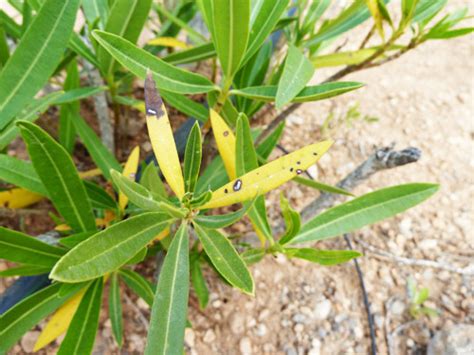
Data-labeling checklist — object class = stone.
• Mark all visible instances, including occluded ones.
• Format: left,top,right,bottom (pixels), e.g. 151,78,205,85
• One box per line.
203,329,216,344
427,324,474,355
255,324,267,337
185,328,195,348
390,300,406,316
292,313,307,324
419,239,438,250
21,331,40,353
230,313,246,335
314,299,332,320
239,337,252,354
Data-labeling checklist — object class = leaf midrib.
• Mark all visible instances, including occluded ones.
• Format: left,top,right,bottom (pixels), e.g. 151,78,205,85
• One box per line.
0,239,61,260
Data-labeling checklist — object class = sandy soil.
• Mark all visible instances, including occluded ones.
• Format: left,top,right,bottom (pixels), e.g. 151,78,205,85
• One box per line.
2,3,473,355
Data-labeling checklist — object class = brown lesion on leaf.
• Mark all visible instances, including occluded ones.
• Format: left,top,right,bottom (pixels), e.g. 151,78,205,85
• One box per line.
144,70,164,118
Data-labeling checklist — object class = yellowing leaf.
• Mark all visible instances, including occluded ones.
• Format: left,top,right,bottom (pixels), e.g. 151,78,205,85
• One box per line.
366,0,384,40
145,71,185,198
119,146,140,212
210,109,236,180
78,167,103,179
200,140,333,209
154,226,170,242
148,37,190,49
33,287,88,351
0,188,43,208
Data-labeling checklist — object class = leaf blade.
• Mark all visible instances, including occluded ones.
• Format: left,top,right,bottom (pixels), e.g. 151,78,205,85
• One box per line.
145,224,190,355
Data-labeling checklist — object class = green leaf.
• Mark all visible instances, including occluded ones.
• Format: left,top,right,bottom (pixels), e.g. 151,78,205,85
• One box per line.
0,283,79,353
256,121,285,160
235,114,272,241
194,201,253,229
292,183,439,244
58,60,80,154
141,163,167,198
0,227,65,267
194,224,254,295
82,0,110,26
0,91,63,150
111,170,187,218
51,213,172,282
190,254,209,309
412,0,447,24
17,121,96,232
285,248,362,265
83,180,118,211
243,0,289,65
425,27,474,39
57,279,103,355
312,46,400,67
72,114,121,180
59,231,96,249
183,122,202,193
233,82,364,103
241,248,265,265
92,30,217,94
161,90,209,122
278,194,302,245
0,0,81,130
275,45,314,108
145,224,189,355
163,42,216,65
189,189,213,208
0,264,51,277
305,0,376,49
52,87,108,105
212,0,250,78
119,269,154,307
97,0,153,77
195,155,229,194
293,176,354,196
0,154,48,195
109,273,124,347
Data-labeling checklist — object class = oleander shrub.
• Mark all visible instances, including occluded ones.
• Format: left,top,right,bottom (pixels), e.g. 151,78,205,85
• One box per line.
0,0,471,353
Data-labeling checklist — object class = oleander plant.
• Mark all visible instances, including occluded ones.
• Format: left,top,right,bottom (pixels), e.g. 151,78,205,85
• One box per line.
0,0,471,353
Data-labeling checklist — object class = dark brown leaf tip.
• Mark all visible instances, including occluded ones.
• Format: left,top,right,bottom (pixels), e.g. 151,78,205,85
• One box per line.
144,70,164,118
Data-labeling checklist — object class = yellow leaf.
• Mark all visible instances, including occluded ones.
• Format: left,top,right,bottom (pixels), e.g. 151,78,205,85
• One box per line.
200,140,333,209
145,71,185,199
0,188,43,208
210,109,237,180
34,276,110,351
33,287,88,351
148,36,190,49
78,167,103,179
119,146,140,211
154,226,170,242
366,0,384,40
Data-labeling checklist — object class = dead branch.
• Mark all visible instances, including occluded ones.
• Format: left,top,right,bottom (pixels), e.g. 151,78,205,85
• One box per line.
358,240,474,276
300,145,421,221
